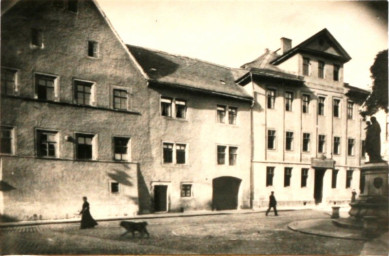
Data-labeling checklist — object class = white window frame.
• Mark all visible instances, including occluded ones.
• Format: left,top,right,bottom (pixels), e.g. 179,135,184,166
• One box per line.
34,72,60,102
36,129,60,158
1,67,19,95
0,126,15,155
113,136,131,161
73,79,96,106
162,141,188,165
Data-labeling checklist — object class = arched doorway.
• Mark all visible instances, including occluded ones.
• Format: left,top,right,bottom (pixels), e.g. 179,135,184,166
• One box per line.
212,176,241,210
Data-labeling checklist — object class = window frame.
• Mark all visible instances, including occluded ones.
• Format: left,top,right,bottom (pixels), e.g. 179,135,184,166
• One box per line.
113,89,128,110
303,57,310,76
318,61,325,78
113,136,130,161
285,131,294,151
301,168,309,188
347,138,355,156
110,181,120,194
284,167,292,187
318,96,325,116
75,133,95,160
175,99,187,119
318,134,326,153
161,97,173,117
162,142,174,164
267,89,276,109
31,28,44,48
217,145,226,165
36,129,59,158
1,68,18,96
0,126,14,155
302,133,310,152
302,94,310,114
333,136,341,155
228,106,238,125
346,170,353,188
74,79,95,106
228,146,238,166
331,169,339,188
333,99,341,118
87,40,99,58
35,73,58,101
266,167,275,187
176,143,186,164
217,105,227,123
347,101,354,119
180,183,192,198
333,64,340,81
285,91,293,111
267,129,276,150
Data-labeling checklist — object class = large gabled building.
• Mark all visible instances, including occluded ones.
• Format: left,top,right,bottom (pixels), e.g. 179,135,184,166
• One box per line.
237,29,369,207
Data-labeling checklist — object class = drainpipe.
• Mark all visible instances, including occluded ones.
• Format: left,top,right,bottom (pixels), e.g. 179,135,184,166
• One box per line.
249,72,255,209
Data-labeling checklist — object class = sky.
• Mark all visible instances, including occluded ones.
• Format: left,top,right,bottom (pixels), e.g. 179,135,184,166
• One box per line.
96,0,388,90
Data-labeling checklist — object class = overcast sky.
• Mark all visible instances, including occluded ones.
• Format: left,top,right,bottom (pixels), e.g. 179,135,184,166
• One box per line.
96,0,388,90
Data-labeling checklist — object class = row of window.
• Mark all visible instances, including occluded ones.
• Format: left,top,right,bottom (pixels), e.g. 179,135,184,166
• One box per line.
266,167,354,189
0,127,130,161
160,96,238,125
303,57,340,81
266,89,354,119
110,182,194,198
1,69,130,110
267,130,356,156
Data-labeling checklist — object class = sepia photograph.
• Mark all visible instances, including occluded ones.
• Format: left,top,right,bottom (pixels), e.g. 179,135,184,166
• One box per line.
0,0,388,255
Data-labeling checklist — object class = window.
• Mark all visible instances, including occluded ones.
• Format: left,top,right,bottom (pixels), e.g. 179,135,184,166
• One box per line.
303,57,310,76
347,101,354,119
284,167,292,187
36,74,55,101
303,133,310,152
31,28,43,47
361,140,366,158
333,64,340,81
286,132,293,151
87,41,99,57
285,92,293,111
161,97,172,117
348,138,355,156
346,170,353,188
68,0,78,12
266,167,274,186
333,136,341,155
111,182,119,193
228,107,237,125
229,147,237,166
332,169,339,188
0,127,13,154
318,61,325,78
217,145,226,165
333,99,340,117
301,168,309,187
37,130,57,157
76,134,94,160
114,137,129,161
267,89,276,109
302,94,310,114
217,105,226,123
181,184,192,197
176,144,186,164
75,80,93,105
175,100,186,119
1,68,16,95
318,96,325,116
268,130,276,150
318,135,326,153
113,89,128,110
163,143,173,163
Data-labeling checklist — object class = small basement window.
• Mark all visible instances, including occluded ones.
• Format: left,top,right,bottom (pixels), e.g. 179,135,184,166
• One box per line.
111,182,119,193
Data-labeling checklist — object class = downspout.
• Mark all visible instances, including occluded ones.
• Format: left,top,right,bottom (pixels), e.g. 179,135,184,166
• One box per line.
249,72,255,209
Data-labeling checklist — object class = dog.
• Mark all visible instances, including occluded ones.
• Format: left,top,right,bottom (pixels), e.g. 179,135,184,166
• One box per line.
120,221,150,238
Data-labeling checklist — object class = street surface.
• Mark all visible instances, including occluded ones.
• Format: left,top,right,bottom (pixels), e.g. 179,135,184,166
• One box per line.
1,210,367,254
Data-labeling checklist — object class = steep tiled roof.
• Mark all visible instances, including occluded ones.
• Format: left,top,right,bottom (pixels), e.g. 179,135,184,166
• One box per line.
127,45,252,101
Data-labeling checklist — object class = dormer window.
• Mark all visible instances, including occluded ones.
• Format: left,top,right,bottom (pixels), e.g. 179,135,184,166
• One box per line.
303,57,310,76
333,64,340,81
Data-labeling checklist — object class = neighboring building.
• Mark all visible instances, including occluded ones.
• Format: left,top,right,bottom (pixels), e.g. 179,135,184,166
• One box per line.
0,0,152,220
128,45,253,213
237,29,369,207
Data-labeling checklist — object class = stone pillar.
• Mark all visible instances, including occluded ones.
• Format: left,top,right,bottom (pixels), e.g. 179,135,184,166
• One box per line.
349,162,388,227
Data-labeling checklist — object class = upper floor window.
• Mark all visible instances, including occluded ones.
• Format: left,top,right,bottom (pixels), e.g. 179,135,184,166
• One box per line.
333,136,341,155
347,101,354,119
333,99,340,118
217,145,226,165
176,144,186,164
163,142,186,164
37,130,58,158
302,94,310,114
68,0,78,12
346,170,353,188
217,105,226,123
87,41,99,58
303,57,310,76
36,74,56,101
217,145,237,166
267,89,276,109
161,97,172,117
114,137,130,161
181,184,192,197
318,134,326,153
331,169,339,188
175,100,187,119
333,64,340,81
1,68,17,95
318,96,325,116
301,168,309,187
318,61,325,78
229,146,238,166
163,142,173,163
284,167,292,187
302,133,310,152
285,131,293,151
31,28,43,48
228,107,237,125
348,138,355,156
267,130,276,150
0,126,13,154
285,92,293,111
266,167,274,186
161,97,186,119
75,80,93,106
113,89,128,110
76,134,95,160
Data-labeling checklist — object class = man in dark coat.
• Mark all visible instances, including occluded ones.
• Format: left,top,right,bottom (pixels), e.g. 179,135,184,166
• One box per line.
266,191,278,216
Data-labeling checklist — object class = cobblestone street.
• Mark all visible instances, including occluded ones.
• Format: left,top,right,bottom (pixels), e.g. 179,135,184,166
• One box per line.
0,210,375,254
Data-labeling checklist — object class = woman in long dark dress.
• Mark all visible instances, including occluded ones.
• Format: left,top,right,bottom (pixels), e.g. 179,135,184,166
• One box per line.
80,196,98,229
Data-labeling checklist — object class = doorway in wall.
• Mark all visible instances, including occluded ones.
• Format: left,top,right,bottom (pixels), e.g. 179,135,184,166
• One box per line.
212,176,241,210
314,168,326,204
154,185,168,212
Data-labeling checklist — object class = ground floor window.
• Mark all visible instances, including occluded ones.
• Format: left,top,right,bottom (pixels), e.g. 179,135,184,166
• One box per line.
331,169,339,188
181,184,192,197
110,182,119,193
346,170,353,188
284,167,292,187
301,168,309,187
266,167,274,186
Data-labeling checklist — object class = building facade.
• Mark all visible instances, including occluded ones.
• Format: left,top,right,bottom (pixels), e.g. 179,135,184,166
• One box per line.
238,29,369,207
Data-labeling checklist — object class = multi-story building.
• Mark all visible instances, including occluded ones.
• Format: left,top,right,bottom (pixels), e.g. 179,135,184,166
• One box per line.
237,29,369,207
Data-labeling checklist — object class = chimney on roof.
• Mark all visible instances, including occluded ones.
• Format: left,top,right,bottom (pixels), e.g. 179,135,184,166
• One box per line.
281,37,292,54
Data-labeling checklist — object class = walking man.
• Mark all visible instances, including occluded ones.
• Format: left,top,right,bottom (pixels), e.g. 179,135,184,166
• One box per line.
266,191,278,216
